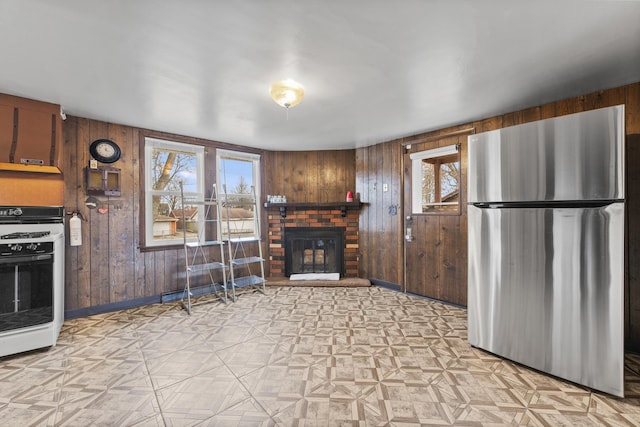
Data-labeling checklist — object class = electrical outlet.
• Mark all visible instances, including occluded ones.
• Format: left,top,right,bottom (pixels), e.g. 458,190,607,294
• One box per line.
383,183,388,192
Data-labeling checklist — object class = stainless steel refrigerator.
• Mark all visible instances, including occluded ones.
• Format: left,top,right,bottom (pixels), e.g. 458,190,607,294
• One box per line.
467,105,625,397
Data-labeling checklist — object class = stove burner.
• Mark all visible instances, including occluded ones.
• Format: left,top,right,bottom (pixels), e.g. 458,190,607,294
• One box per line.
0,231,51,240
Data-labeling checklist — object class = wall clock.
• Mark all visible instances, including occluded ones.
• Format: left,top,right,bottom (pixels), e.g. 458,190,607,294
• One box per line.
89,139,121,163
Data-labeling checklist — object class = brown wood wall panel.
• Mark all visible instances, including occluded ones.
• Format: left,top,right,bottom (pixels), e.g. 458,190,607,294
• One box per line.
628,83,640,134
355,148,370,278
262,150,356,203
108,123,134,303
627,134,640,351
626,82,640,351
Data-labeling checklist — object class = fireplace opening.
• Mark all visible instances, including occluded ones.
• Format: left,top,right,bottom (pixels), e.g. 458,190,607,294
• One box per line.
285,227,344,276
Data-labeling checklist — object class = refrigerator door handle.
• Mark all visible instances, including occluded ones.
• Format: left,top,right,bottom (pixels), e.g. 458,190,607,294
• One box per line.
471,200,621,209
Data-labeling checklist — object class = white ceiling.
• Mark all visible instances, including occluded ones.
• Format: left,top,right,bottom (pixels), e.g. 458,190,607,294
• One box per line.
1,1,639,151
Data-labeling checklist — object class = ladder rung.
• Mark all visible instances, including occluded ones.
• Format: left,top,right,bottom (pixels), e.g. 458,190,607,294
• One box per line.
188,262,226,272
232,275,265,288
231,256,264,266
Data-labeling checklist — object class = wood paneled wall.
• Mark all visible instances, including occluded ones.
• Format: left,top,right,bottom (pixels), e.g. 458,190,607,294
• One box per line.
262,150,356,203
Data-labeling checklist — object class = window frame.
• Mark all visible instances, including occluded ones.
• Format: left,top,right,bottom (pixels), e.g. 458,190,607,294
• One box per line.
216,149,262,239
143,136,205,248
410,144,461,215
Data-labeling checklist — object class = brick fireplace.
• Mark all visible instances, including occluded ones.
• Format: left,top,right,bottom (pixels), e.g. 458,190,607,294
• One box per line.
266,204,360,277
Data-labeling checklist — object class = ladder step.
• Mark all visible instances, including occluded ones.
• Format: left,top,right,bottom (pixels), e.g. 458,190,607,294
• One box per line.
232,275,265,288
231,256,264,266
182,200,219,205
188,262,226,272
226,237,261,243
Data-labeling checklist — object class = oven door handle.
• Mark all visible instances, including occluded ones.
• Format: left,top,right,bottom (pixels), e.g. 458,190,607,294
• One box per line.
0,254,53,264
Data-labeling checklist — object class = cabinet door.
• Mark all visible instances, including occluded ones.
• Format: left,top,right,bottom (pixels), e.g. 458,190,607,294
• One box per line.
0,104,14,163
15,108,56,166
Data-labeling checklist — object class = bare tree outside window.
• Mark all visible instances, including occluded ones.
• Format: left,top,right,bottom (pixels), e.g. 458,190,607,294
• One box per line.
151,149,197,218
144,137,204,246
421,154,459,213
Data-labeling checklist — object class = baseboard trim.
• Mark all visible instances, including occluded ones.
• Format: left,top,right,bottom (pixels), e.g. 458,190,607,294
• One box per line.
160,284,224,303
64,295,160,320
369,278,401,291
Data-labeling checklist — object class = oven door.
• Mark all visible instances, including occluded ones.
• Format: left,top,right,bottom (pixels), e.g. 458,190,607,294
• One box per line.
0,253,54,332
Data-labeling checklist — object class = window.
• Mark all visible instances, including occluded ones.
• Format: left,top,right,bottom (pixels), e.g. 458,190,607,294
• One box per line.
411,144,460,214
216,149,261,239
144,137,204,247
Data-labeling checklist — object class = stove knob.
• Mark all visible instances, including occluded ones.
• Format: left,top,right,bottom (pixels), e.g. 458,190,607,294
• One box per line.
11,244,22,252
9,208,23,216
26,243,38,251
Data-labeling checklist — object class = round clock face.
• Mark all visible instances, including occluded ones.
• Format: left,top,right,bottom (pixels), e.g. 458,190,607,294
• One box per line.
90,139,121,163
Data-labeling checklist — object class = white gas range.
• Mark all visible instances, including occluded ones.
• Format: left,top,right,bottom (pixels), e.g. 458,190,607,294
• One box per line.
0,206,64,358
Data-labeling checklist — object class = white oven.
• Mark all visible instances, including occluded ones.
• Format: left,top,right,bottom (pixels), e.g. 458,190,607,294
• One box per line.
0,206,64,358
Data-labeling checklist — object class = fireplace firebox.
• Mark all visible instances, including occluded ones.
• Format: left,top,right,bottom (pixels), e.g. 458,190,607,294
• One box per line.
284,227,344,276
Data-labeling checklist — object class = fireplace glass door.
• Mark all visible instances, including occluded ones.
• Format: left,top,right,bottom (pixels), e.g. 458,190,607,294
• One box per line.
285,227,344,276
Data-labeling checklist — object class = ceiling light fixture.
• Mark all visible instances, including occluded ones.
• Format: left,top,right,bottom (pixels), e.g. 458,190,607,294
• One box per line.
269,79,305,112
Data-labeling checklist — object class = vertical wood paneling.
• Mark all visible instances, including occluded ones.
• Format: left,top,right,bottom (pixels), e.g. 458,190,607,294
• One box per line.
88,120,110,306
627,83,640,134
356,147,370,278
63,117,79,311
627,133,640,351
108,123,134,303
262,150,356,203
625,82,640,350
75,118,92,309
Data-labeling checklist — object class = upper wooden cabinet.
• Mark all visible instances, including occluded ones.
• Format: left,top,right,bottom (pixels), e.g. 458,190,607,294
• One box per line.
0,93,63,172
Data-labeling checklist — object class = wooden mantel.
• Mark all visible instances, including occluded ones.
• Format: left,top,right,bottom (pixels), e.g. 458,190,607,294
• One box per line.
263,200,364,218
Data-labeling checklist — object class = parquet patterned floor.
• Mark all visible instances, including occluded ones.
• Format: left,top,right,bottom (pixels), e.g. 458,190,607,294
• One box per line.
1,286,640,426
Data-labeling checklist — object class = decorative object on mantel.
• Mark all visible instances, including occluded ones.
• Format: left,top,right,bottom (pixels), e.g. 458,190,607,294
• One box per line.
263,200,364,218
267,194,287,203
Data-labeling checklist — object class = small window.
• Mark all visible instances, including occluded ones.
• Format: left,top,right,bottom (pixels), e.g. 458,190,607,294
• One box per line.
216,149,261,239
411,145,460,214
144,137,205,247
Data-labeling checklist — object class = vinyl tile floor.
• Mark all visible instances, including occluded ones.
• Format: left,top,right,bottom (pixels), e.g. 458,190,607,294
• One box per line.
1,285,640,426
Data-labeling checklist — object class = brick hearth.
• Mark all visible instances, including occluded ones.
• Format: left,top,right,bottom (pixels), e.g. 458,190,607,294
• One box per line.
267,208,359,277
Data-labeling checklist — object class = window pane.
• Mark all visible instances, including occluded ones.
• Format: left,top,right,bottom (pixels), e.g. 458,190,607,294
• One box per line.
440,160,460,202
412,147,460,214
421,162,435,205
220,158,253,194
217,151,260,239
151,149,198,193
144,138,204,247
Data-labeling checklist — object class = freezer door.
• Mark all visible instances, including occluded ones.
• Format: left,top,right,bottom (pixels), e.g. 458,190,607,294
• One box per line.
468,105,625,203
468,203,624,396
